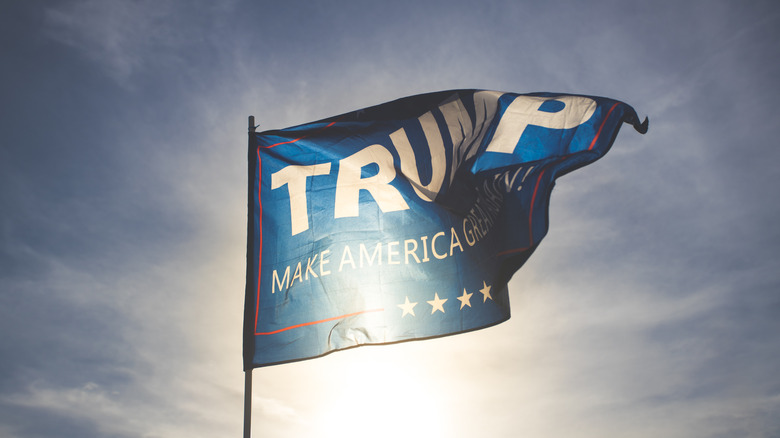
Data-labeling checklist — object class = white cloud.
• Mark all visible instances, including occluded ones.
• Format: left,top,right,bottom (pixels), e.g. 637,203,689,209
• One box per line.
4,382,135,436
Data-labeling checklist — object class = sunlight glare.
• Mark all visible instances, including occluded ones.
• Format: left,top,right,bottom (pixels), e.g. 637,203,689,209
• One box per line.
314,348,452,438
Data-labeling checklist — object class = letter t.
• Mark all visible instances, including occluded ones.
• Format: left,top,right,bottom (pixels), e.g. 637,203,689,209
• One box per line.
271,163,332,235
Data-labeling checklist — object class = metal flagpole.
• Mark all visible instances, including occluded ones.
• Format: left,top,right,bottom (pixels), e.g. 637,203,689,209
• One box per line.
244,115,256,438
244,368,253,438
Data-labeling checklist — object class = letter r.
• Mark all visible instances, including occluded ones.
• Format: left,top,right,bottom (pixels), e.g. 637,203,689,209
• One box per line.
334,144,409,218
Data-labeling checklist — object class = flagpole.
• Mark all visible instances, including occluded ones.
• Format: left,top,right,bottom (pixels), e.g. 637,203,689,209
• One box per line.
244,367,253,438
244,115,256,438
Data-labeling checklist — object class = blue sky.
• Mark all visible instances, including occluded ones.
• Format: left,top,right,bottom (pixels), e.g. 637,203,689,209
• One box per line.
1,0,779,437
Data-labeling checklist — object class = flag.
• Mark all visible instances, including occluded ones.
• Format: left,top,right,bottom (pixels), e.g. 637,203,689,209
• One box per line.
244,89,647,369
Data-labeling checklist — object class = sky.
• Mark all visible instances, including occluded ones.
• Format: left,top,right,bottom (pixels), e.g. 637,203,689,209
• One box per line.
1,0,779,437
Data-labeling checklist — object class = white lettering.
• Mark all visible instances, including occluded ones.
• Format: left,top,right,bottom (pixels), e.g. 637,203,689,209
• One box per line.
486,96,597,154
334,144,409,218
271,163,331,235
390,111,446,201
291,262,303,284
431,231,447,260
387,241,400,265
272,266,290,294
404,239,421,264
449,227,464,255
445,91,503,184
305,254,318,279
463,218,476,246
339,245,356,271
359,243,382,267
320,249,331,276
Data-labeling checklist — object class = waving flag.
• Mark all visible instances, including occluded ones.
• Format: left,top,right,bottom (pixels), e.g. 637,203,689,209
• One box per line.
244,89,647,369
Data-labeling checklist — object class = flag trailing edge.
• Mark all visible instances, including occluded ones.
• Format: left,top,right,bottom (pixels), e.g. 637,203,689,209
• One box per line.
244,89,647,369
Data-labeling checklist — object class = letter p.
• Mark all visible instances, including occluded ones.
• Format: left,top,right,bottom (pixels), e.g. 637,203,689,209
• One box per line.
486,95,597,154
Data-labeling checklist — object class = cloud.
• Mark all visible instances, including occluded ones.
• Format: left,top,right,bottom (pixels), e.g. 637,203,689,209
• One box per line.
43,0,167,84
4,382,127,432
43,0,237,87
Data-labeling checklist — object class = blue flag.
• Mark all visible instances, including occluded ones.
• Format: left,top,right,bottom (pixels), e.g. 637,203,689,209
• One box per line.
244,89,647,369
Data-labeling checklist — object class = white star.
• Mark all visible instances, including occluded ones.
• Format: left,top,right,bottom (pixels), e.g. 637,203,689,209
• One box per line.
427,293,448,314
479,281,493,302
398,296,417,317
457,288,473,309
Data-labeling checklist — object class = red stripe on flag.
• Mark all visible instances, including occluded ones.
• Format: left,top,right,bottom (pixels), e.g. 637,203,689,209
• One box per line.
263,120,339,148
253,119,340,332
255,308,385,336
495,99,617,258
496,245,532,257
527,168,546,247
255,149,263,333
495,103,620,257
588,102,619,151
494,167,548,257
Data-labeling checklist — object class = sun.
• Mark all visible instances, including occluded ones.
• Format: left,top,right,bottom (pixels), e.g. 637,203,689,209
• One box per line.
312,347,453,438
